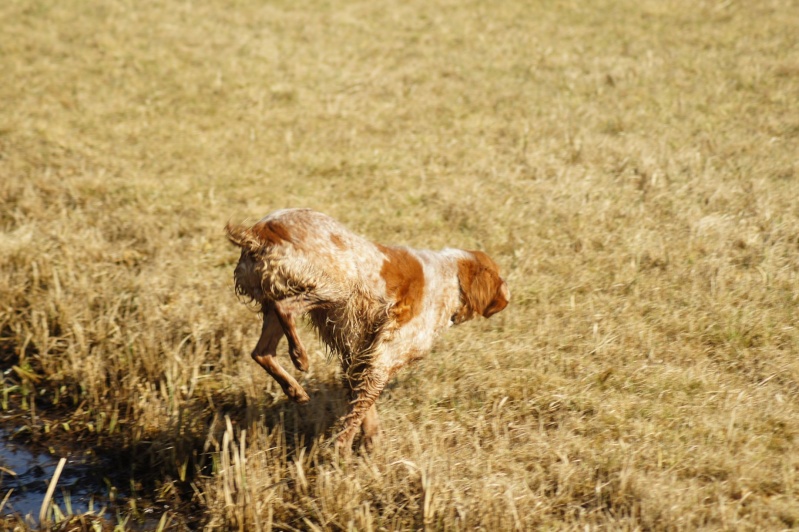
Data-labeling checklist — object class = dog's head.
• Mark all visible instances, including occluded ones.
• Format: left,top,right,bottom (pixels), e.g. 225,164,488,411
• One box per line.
453,250,510,324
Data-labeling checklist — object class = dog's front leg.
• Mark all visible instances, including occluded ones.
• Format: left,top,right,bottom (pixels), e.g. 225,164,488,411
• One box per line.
361,404,382,451
335,364,389,455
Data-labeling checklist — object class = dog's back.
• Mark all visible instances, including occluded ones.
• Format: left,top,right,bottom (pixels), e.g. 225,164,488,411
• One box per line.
227,209,392,356
229,209,373,296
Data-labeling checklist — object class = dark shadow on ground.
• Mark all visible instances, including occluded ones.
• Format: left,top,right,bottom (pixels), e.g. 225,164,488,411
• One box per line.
0,328,362,528
0,373,353,529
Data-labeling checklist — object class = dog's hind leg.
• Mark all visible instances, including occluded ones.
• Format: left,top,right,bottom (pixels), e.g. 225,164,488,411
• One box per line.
274,297,312,372
251,302,310,404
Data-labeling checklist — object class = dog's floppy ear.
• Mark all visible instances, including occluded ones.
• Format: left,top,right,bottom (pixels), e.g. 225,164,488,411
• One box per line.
456,251,509,321
482,279,510,318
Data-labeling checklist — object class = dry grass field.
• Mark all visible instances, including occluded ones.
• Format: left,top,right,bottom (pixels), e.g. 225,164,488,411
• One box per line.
2,0,799,529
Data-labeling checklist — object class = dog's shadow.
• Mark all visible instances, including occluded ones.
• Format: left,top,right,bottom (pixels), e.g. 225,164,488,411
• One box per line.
210,380,351,458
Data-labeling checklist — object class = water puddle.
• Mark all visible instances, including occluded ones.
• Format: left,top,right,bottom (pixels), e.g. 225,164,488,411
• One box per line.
0,428,123,525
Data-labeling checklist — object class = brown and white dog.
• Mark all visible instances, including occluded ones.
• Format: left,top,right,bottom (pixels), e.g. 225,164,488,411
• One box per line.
226,208,509,452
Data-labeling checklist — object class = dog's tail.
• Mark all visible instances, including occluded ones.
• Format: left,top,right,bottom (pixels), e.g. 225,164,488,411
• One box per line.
226,222,257,251
226,219,296,253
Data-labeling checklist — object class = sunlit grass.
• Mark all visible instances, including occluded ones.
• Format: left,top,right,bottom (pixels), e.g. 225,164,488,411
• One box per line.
1,0,798,529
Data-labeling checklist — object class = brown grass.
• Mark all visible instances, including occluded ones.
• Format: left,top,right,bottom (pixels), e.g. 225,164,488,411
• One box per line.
2,0,799,529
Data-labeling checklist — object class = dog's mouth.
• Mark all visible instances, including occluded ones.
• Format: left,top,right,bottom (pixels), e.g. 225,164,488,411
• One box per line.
450,310,468,326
